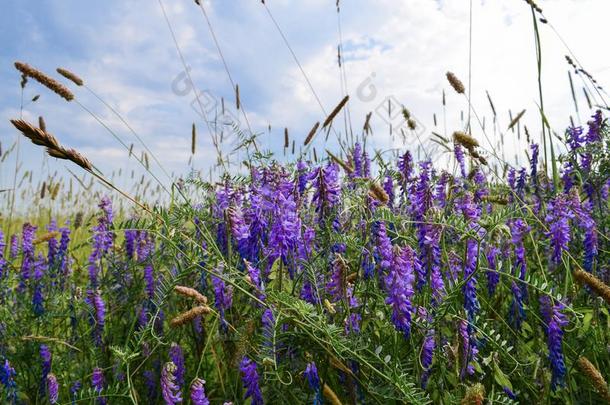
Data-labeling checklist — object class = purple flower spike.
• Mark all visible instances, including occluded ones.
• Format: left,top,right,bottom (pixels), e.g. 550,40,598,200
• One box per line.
47,373,59,404
540,296,569,390
384,246,416,338
240,357,263,405
92,367,106,405
304,362,322,404
161,362,183,404
190,378,210,405
169,343,185,387
420,329,435,388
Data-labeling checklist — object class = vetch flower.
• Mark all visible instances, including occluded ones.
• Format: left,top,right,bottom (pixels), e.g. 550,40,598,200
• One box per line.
0,359,18,404
539,296,569,390
47,373,59,404
545,194,573,266
304,362,322,405
161,362,183,404
384,246,416,338
420,329,435,389
190,378,210,405
240,356,263,405
169,343,185,387
85,290,106,346
92,367,106,405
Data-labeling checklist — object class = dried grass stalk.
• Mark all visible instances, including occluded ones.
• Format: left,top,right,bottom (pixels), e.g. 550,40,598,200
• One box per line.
10,119,93,171
56,67,84,86
170,305,211,328
34,231,59,245
573,269,610,305
191,123,196,155
14,62,74,101
174,285,208,304
323,95,349,128
446,71,465,94
507,109,526,131
453,131,479,150
369,183,389,205
322,384,343,405
576,357,610,403
304,122,320,146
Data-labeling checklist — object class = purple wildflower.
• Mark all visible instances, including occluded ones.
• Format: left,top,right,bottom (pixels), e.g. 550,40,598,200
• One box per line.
268,190,300,272
124,230,137,261
0,231,6,280
486,246,500,297
169,343,185,387
47,373,59,404
304,362,322,404
454,144,467,178
296,160,310,195
508,281,525,331
70,380,81,405
190,378,210,405
434,172,449,208
458,319,478,378
363,151,371,178
228,205,249,243
144,264,155,299
398,150,414,202
585,110,603,144
212,268,233,330
420,329,435,389
463,239,480,322
311,163,341,221
539,296,569,390
92,367,106,405
161,362,183,404
245,260,265,300
40,345,52,391
240,357,263,405
374,222,393,272
85,290,106,346
88,198,114,287
0,359,18,403
425,224,445,304
384,246,416,338
383,172,395,209
545,195,573,265
9,234,19,260
19,223,36,292
353,143,363,177
509,219,530,281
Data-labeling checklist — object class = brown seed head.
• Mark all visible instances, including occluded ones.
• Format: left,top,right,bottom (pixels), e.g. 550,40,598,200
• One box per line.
369,182,389,205
446,71,465,94
576,357,610,403
304,122,320,146
56,67,84,86
453,131,479,150
323,95,349,128
174,285,208,304
14,62,74,101
573,269,610,305
170,305,211,328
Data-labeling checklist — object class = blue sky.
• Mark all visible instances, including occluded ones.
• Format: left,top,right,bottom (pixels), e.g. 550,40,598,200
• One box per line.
1,0,609,192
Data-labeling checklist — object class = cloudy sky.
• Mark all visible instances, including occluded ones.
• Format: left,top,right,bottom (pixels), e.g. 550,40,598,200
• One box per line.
1,0,608,190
